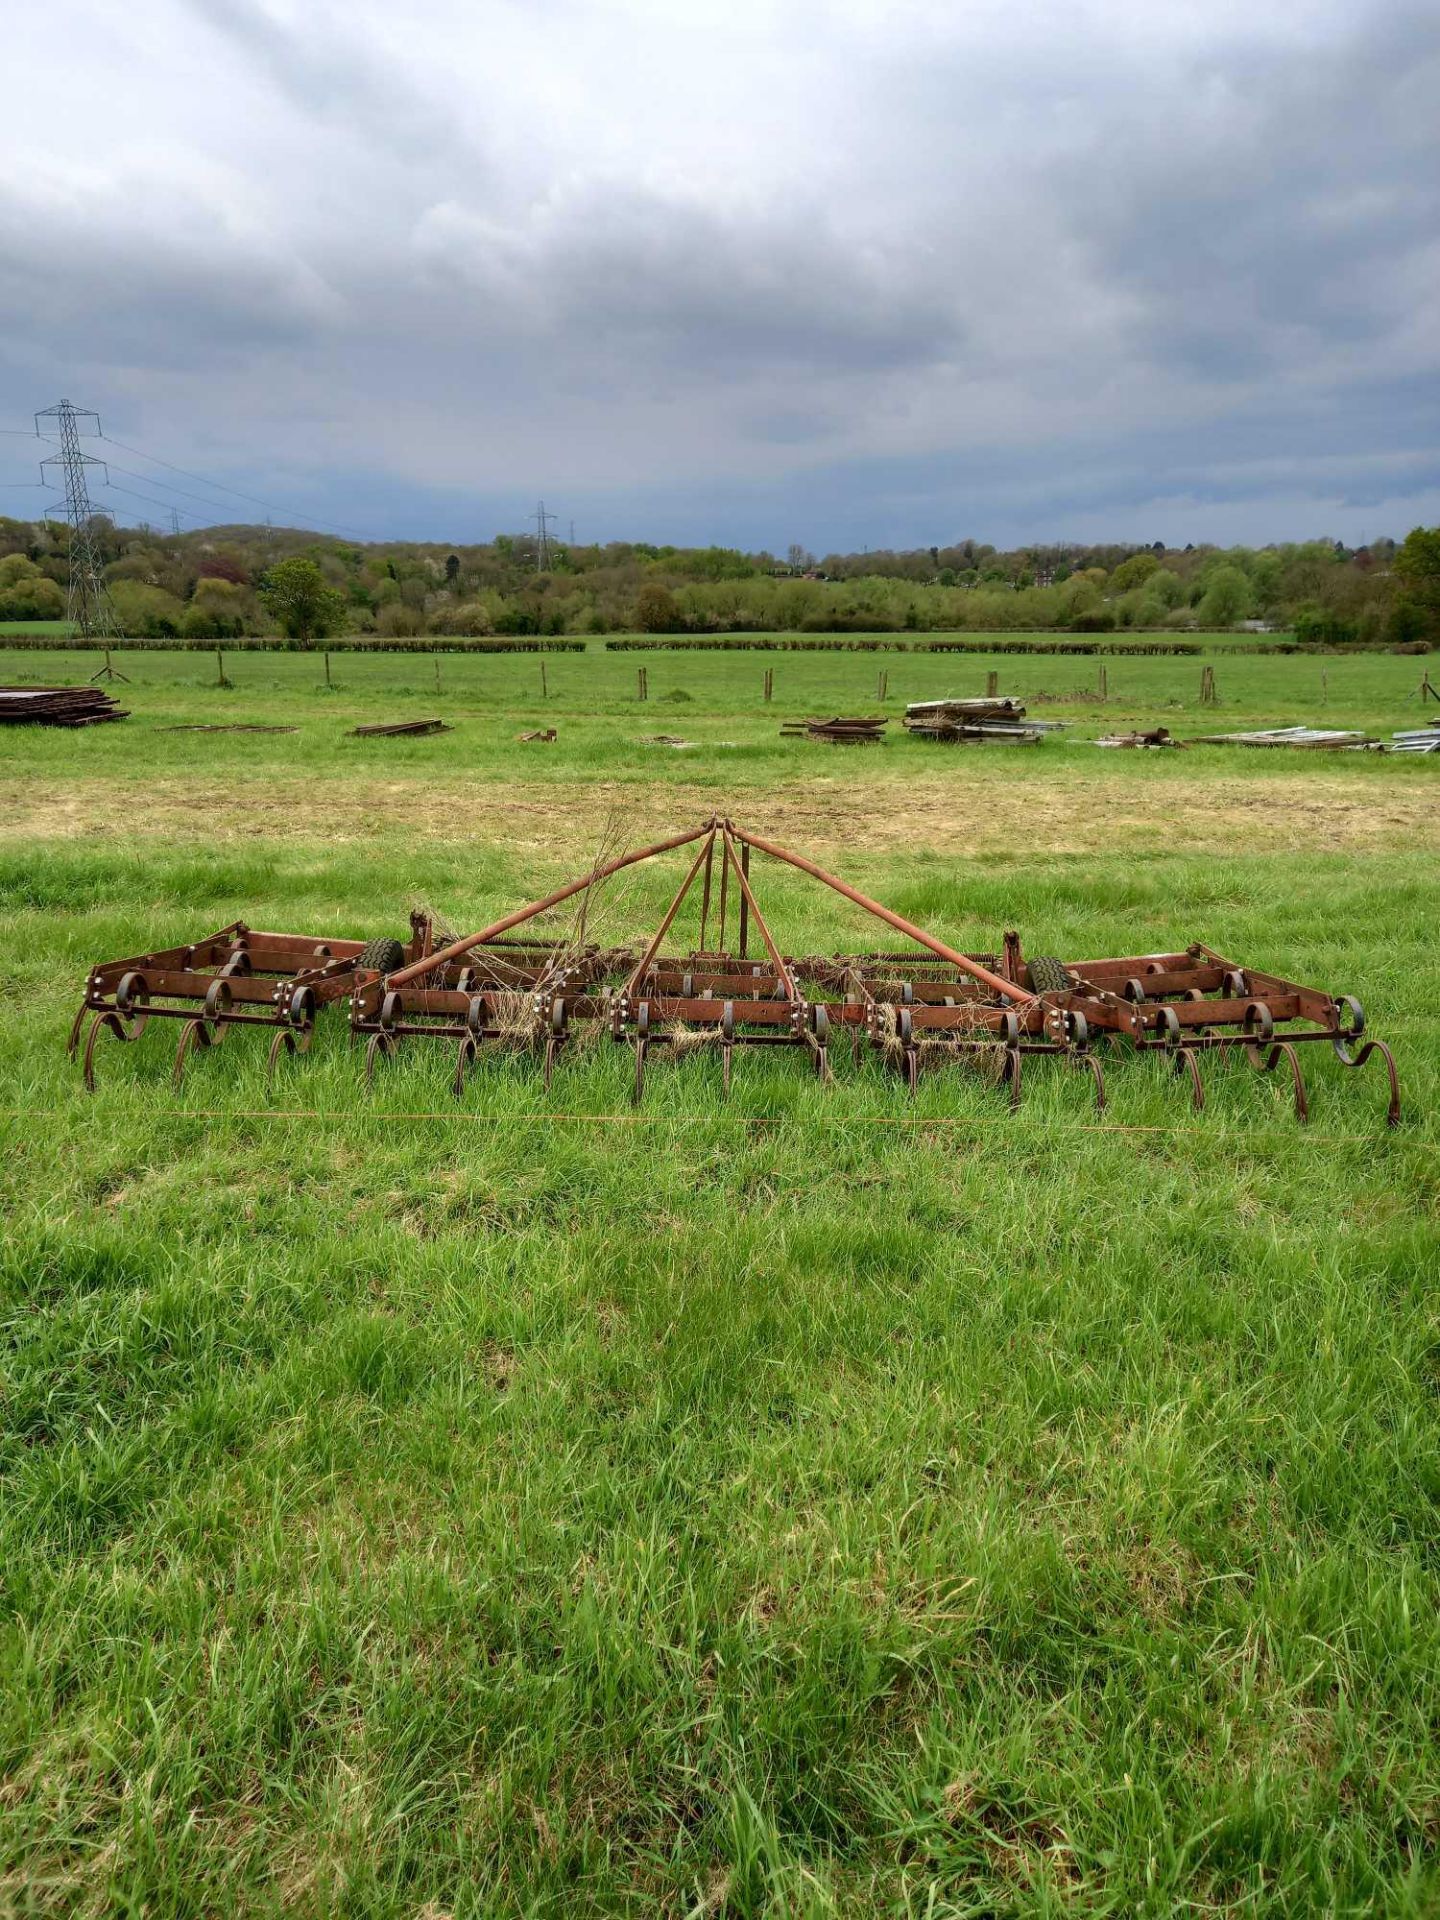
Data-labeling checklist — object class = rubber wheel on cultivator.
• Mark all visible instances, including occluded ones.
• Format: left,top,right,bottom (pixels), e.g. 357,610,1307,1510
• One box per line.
359,936,406,973
1024,955,1071,994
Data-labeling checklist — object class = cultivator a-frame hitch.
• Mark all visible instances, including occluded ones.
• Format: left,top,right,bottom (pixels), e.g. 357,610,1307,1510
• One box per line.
72,817,1400,1124
339,816,1400,1125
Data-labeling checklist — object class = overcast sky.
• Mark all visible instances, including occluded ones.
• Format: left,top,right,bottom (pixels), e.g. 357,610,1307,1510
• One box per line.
2,0,1437,550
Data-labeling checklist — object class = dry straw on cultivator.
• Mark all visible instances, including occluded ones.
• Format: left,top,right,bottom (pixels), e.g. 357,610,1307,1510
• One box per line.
72,817,1400,1124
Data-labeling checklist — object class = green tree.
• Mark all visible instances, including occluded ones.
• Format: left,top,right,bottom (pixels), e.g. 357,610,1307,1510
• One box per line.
258,556,347,646
635,582,681,632
0,572,64,621
1197,565,1251,628
1108,552,1160,593
110,581,186,637
1394,526,1440,632
0,553,42,589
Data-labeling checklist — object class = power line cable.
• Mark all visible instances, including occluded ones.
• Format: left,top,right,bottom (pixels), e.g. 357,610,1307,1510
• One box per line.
98,479,208,522
97,431,375,543
17,433,228,524
9,417,377,543
94,456,266,518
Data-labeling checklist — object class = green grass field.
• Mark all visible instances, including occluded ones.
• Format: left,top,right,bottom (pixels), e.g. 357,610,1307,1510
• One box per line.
3,643,1439,1915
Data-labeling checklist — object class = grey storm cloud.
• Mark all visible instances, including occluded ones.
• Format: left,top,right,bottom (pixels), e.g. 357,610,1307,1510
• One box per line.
0,0,1436,546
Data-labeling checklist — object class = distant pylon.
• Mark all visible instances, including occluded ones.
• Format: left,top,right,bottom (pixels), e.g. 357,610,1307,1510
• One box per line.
169,508,181,536
35,399,119,640
532,499,555,571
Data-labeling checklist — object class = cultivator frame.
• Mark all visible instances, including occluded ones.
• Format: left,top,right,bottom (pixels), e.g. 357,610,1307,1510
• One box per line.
69,914,439,1090
71,817,1402,1125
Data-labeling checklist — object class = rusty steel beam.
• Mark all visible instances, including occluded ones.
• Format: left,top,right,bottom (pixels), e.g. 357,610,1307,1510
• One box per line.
622,829,718,999
730,824,1034,1005
721,826,795,1000
386,820,715,988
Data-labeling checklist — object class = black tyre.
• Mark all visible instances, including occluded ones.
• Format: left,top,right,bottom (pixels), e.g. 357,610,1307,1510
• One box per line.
1025,954,1071,993
358,935,405,973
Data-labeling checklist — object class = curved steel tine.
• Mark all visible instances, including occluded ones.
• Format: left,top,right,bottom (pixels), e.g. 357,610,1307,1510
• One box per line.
1005,1044,1022,1111
1334,1036,1401,1129
1072,1049,1106,1113
814,1037,832,1084
905,1046,918,1096
172,1017,209,1089
1171,1046,1205,1112
452,1033,476,1100
266,1026,293,1090
364,1029,391,1090
1371,1039,1401,1129
721,1042,733,1099
1331,1030,1401,1126
632,1037,647,1105
81,1010,120,1093
66,999,89,1060
542,1033,557,1091
1274,1041,1308,1124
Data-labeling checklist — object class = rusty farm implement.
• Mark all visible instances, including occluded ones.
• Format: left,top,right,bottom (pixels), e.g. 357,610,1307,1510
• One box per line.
69,915,442,1090
71,817,1401,1124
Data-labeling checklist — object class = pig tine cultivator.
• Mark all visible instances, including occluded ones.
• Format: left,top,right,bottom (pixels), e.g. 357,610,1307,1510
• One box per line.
72,817,1401,1125
70,915,441,1092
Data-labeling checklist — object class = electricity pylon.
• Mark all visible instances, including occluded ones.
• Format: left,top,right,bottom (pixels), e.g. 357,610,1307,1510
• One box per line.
532,499,555,571
36,399,120,642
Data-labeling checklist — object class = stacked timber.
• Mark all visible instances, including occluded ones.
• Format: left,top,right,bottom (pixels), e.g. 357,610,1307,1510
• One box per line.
780,716,887,744
903,697,1057,744
0,685,129,726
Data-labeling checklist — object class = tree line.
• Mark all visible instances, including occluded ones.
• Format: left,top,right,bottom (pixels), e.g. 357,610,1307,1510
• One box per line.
0,514,1435,648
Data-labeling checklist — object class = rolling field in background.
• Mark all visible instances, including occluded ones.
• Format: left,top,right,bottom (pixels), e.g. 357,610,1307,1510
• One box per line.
2,641,1438,1914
